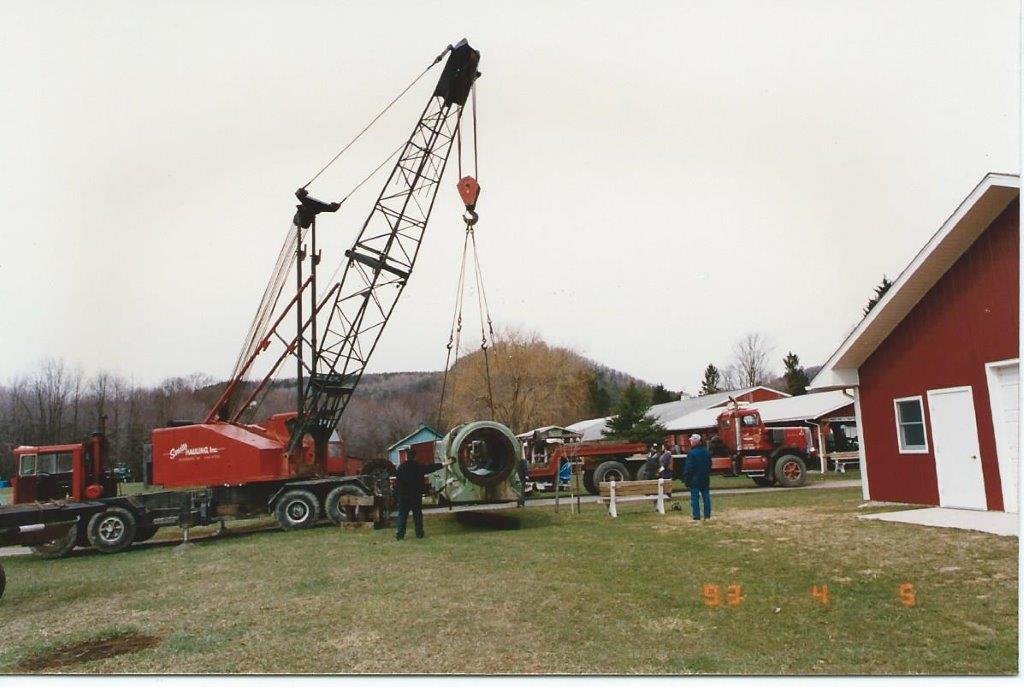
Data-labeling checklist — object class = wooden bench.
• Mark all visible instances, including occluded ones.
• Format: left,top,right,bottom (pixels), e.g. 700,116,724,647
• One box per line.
597,478,674,517
826,451,860,473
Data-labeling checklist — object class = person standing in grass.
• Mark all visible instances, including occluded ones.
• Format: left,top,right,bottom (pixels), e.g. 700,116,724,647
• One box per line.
683,433,712,521
658,444,673,480
644,444,660,480
517,456,529,507
394,455,443,540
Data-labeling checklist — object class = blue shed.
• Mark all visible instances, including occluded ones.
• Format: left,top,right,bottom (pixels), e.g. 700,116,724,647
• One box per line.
387,424,443,466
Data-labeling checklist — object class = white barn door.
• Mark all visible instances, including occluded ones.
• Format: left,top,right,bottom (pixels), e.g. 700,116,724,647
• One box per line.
927,387,987,510
986,360,1019,513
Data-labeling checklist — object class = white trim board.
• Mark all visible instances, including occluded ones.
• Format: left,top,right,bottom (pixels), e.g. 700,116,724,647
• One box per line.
810,173,1019,391
985,359,1019,514
893,395,929,454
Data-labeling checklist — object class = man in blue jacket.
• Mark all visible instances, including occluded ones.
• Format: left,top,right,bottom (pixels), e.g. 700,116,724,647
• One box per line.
682,433,712,521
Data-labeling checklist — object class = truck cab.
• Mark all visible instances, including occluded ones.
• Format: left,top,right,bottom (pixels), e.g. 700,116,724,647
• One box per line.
12,434,116,505
711,407,813,487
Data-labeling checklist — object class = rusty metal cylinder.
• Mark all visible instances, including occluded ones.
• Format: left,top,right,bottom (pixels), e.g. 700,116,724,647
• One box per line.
430,420,524,504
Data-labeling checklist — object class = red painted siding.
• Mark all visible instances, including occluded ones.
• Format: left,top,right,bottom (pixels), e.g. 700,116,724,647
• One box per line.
741,388,788,403
859,199,1019,508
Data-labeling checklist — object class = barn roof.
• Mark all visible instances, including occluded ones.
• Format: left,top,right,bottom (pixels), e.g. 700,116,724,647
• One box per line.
810,173,1020,391
663,390,855,431
565,386,785,440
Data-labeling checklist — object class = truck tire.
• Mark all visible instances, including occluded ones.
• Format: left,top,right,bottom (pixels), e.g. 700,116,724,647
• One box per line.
774,455,807,488
582,470,597,495
324,485,365,525
133,524,159,543
593,461,630,489
0,563,5,599
274,490,320,530
30,525,78,559
751,476,774,488
87,507,137,553
634,463,650,480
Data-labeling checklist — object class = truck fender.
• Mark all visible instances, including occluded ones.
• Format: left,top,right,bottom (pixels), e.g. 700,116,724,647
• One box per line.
770,447,807,465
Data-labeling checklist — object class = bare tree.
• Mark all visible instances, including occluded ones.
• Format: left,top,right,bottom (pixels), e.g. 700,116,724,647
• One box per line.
445,327,590,433
731,332,775,388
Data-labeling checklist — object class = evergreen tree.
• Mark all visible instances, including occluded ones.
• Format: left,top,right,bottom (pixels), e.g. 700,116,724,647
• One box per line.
699,364,721,396
602,383,667,444
650,383,678,404
863,275,893,316
783,352,810,396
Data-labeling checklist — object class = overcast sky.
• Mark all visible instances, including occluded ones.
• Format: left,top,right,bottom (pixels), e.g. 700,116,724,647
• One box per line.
0,1,1019,394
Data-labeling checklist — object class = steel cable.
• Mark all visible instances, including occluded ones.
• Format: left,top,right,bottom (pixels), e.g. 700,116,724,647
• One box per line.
301,46,450,190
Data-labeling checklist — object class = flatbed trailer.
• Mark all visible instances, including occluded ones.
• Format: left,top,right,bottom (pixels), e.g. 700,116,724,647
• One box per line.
0,435,390,559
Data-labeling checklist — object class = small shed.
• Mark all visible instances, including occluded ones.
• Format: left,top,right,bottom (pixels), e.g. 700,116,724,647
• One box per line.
387,424,443,466
810,173,1019,512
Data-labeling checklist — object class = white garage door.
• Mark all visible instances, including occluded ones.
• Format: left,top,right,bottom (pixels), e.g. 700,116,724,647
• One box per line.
987,360,1019,514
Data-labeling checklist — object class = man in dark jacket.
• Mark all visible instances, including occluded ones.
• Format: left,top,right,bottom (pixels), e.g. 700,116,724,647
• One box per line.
643,445,660,480
658,445,673,480
682,433,712,521
394,456,443,540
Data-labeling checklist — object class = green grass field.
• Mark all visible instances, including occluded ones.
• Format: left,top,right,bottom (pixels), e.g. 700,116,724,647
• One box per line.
0,485,1016,674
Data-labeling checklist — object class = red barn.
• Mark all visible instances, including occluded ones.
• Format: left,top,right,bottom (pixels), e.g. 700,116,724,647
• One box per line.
811,173,1019,512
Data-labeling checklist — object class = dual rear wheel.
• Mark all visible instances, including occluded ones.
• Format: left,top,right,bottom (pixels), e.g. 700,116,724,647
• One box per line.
274,485,376,530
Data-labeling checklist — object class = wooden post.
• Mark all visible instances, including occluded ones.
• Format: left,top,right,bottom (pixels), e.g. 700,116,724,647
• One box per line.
656,478,666,514
608,479,617,518
573,461,582,515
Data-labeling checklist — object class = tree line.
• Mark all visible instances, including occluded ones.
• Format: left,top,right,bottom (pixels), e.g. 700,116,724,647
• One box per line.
0,278,889,479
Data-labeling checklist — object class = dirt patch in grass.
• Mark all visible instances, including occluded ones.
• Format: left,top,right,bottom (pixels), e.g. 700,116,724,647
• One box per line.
17,631,160,672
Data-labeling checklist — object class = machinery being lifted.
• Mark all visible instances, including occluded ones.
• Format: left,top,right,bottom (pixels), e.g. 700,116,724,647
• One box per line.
0,40,488,560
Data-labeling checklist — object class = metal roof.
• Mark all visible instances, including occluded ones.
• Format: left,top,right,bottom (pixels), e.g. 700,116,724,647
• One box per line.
663,390,855,431
515,425,582,440
565,386,783,440
810,173,1020,391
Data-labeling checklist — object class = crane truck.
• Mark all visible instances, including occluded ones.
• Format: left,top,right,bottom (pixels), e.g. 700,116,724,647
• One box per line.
0,40,485,560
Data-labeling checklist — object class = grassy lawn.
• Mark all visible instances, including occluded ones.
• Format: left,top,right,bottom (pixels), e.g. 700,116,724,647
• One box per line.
0,485,1015,675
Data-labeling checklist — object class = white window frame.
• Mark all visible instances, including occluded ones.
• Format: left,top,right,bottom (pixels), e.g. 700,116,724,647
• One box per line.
893,395,929,454
19,453,37,476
